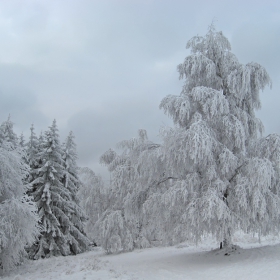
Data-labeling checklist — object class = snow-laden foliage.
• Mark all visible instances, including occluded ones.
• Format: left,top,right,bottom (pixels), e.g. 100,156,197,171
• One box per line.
77,167,107,241
28,120,89,259
62,132,80,197
152,24,277,247
0,120,39,272
95,130,167,253
97,25,279,251
0,116,19,151
62,131,89,248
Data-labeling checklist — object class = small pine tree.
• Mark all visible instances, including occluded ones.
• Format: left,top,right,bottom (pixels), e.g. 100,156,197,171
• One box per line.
26,125,40,180
19,133,25,148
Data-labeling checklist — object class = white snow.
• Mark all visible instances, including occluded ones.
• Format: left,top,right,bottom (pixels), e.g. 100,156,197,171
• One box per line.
3,234,280,280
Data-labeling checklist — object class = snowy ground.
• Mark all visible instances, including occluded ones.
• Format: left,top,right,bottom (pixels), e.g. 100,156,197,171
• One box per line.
3,234,280,280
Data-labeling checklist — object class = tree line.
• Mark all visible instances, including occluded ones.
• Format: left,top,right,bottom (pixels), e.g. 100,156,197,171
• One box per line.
0,118,89,272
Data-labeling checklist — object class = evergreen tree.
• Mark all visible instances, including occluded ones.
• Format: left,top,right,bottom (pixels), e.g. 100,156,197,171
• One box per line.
26,125,40,181
0,120,39,272
29,120,89,259
62,131,80,199
62,131,89,251
25,124,41,200
19,133,25,148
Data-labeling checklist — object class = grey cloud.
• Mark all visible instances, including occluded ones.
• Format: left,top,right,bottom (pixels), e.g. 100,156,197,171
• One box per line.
0,85,48,136
0,0,279,176
66,95,172,166
232,23,280,76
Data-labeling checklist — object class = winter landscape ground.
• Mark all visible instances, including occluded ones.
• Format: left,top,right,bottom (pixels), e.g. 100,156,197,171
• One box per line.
3,234,280,280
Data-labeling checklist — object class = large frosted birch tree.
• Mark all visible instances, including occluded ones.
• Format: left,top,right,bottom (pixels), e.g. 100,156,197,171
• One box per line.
154,24,280,248
95,25,280,253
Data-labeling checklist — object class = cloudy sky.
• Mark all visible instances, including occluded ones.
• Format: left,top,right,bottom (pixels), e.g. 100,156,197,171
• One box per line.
0,0,279,178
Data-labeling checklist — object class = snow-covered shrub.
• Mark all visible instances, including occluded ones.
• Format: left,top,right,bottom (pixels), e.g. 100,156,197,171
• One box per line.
78,167,107,241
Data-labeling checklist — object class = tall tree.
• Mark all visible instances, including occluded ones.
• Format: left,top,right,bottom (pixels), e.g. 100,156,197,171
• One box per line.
62,131,89,249
29,120,89,259
25,124,41,200
0,119,39,272
154,24,279,248
94,25,280,252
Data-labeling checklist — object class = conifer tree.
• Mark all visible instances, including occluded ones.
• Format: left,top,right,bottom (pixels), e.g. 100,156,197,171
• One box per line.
26,124,41,196
62,131,89,251
29,121,89,259
19,133,25,148
26,126,40,175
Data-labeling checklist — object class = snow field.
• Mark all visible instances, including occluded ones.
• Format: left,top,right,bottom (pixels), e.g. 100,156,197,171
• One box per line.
3,236,280,280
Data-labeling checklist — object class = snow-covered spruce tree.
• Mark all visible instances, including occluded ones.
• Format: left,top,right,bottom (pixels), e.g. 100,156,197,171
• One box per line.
77,167,107,241
29,120,89,259
94,129,166,253
0,119,39,272
148,24,278,248
26,125,40,184
61,131,89,250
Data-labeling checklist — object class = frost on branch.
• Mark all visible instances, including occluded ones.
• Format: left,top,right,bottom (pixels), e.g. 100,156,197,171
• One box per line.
96,25,279,251
155,25,278,247
28,121,89,259
96,130,165,252
78,167,107,241
0,120,39,272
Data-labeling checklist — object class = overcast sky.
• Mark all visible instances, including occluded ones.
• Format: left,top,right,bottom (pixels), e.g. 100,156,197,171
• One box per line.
0,0,279,178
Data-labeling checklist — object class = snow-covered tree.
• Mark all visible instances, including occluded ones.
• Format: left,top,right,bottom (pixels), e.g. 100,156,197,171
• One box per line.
61,131,89,248
148,24,279,248
29,120,89,259
0,116,19,151
92,25,280,252
94,130,165,253
78,167,107,241
19,133,25,148
0,120,39,272
26,125,40,181
62,132,81,199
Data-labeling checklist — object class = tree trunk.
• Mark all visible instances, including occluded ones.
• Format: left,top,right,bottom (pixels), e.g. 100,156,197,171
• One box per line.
220,238,230,249
220,227,232,249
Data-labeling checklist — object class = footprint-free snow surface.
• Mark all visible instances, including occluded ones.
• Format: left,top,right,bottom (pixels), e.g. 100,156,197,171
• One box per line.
3,235,280,280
